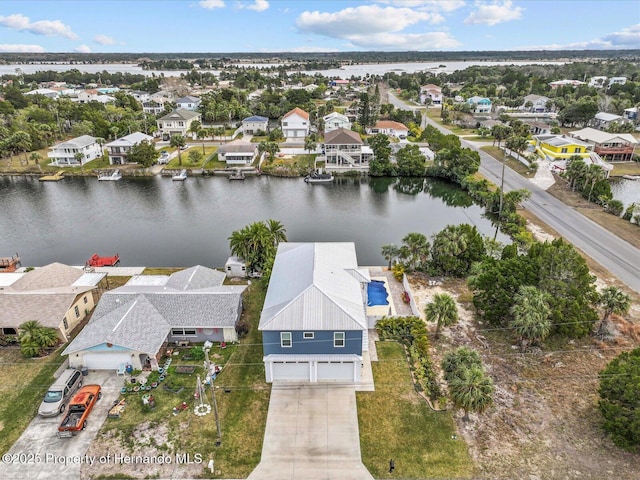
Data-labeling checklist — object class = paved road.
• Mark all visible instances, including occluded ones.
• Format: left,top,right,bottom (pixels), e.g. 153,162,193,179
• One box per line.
388,93,640,293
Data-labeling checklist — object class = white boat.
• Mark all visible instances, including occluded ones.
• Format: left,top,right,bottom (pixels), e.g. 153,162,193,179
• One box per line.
304,172,334,184
98,169,122,181
172,169,188,181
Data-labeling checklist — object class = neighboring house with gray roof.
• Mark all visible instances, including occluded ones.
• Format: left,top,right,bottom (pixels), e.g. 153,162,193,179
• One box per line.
156,109,202,140
63,266,246,371
105,131,153,165
0,263,100,341
217,140,258,165
259,243,370,383
242,115,269,134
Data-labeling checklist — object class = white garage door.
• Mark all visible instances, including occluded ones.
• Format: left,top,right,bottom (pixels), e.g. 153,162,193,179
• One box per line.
272,362,310,381
83,352,132,370
317,362,354,382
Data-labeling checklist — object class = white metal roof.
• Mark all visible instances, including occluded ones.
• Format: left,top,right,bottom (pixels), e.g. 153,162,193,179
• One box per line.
0,273,24,287
259,243,368,332
72,272,107,287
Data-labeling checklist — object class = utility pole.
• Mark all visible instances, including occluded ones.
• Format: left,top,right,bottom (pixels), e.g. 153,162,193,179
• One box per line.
205,347,222,443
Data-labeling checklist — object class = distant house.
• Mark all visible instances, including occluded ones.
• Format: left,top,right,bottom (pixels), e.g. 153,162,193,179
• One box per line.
570,127,637,162
323,112,351,134
608,77,627,88
521,94,550,113
467,96,492,114
623,107,638,121
589,112,628,131
533,134,592,162
419,84,442,105
366,120,409,139
63,266,246,371
548,79,586,89
217,140,258,165
242,115,269,135
281,107,310,139
129,90,150,103
142,98,168,115
259,243,370,383
105,132,153,165
175,96,201,111
324,128,370,171
25,88,60,99
48,135,103,166
0,263,102,341
588,76,608,88
524,121,553,136
156,109,202,140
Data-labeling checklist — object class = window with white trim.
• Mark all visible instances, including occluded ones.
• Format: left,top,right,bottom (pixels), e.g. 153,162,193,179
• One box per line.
172,328,197,336
74,305,80,318
334,332,345,348
303,332,314,339
281,332,292,348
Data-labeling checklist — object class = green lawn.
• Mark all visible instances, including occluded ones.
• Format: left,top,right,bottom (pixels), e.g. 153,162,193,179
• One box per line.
166,146,219,169
481,146,537,178
357,341,474,479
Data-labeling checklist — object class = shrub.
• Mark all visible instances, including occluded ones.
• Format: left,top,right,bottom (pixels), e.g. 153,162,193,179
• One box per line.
391,263,405,282
606,199,624,216
235,318,250,339
188,346,205,361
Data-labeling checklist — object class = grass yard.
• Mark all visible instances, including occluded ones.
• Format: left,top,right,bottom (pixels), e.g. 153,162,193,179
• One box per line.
0,347,66,454
610,162,640,176
481,146,537,178
357,341,474,479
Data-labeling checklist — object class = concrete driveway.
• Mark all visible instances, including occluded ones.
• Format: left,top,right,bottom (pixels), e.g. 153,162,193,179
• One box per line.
248,384,374,480
2,371,120,480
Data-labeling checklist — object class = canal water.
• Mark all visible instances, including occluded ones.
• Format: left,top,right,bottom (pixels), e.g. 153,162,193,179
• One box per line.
0,175,507,268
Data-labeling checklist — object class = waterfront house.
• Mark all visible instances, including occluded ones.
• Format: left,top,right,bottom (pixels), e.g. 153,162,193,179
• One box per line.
323,128,370,172
105,132,153,165
156,109,202,140
366,120,409,139
570,127,637,162
217,140,258,165
259,243,370,383
0,263,102,342
142,98,168,115
175,96,201,111
63,266,245,371
323,112,351,134
242,115,269,135
281,107,310,139
467,96,492,114
533,134,592,161
419,84,443,105
48,135,103,166
589,112,628,131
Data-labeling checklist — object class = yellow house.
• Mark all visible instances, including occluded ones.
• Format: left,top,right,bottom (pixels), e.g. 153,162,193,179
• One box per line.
0,263,103,341
533,134,592,161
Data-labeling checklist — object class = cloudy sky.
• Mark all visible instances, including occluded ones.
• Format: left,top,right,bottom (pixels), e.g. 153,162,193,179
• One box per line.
0,0,638,53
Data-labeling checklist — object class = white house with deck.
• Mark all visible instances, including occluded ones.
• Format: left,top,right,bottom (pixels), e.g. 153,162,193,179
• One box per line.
48,135,103,166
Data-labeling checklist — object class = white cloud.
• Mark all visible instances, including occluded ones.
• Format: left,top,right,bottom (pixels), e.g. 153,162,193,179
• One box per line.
94,34,116,45
243,0,269,12
376,0,466,12
520,24,640,51
0,13,77,39
74,44,91,53
297,5,444,39
0,43,45,53
199,0,225,9
464,0,523,26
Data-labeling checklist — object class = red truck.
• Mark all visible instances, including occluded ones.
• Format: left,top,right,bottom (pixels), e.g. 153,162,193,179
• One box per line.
57,384,102,438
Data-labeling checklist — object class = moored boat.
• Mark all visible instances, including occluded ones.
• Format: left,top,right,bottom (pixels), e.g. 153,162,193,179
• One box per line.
98,169,122,181
172,169,188,181
304,172,334,184
86,253,120,267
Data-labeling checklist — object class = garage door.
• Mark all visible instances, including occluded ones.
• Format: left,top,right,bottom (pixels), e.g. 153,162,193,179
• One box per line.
317,362,354,382
272,362,310,381
83,352,132,370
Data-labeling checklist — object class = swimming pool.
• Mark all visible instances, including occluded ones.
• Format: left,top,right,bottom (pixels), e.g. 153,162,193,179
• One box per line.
367,280,389,306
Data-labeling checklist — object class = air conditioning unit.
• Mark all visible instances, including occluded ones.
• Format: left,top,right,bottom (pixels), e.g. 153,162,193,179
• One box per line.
176,340,190,347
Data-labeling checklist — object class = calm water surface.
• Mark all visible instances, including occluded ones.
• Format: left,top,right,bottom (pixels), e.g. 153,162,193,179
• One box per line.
0,176,507,268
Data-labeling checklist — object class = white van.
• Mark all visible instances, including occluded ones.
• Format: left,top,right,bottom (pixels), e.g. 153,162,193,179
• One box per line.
38,368,83,417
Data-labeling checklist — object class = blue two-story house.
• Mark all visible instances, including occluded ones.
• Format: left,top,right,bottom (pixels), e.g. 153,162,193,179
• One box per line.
259,242,370,383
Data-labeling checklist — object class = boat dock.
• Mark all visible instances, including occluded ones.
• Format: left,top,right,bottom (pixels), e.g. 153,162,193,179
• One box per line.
39,172,64,182
0,254,21,272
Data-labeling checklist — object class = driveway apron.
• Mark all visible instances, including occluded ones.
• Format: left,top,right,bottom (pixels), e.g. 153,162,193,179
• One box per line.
2,371,120,480
248,384,374,480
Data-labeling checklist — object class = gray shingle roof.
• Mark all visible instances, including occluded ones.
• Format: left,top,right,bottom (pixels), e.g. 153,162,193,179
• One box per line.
165,265,225,290
63,295,170,354
324,128,362,145
158,109,201,121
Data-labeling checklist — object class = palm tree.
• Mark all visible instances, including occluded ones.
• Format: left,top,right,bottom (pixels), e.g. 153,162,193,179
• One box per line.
585,164,606,202
401,232,430,271
510,285,551,350
565,156,587,192
425,293,458,339
441,347,482,382
170,134,186,166
11,131,31,165
18,320,58,358
30,152,43,172
197,128,208,155
265,219,287,245
304,138,317,156
596,286,631,339
448,365,494,421
380,244,400,269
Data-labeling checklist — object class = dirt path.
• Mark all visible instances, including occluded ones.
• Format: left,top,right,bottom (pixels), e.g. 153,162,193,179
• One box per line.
408,272,640,480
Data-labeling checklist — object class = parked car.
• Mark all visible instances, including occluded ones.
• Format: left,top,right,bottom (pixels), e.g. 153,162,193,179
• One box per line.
57,384,102,438
38,368,83,417
158,152,170,164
